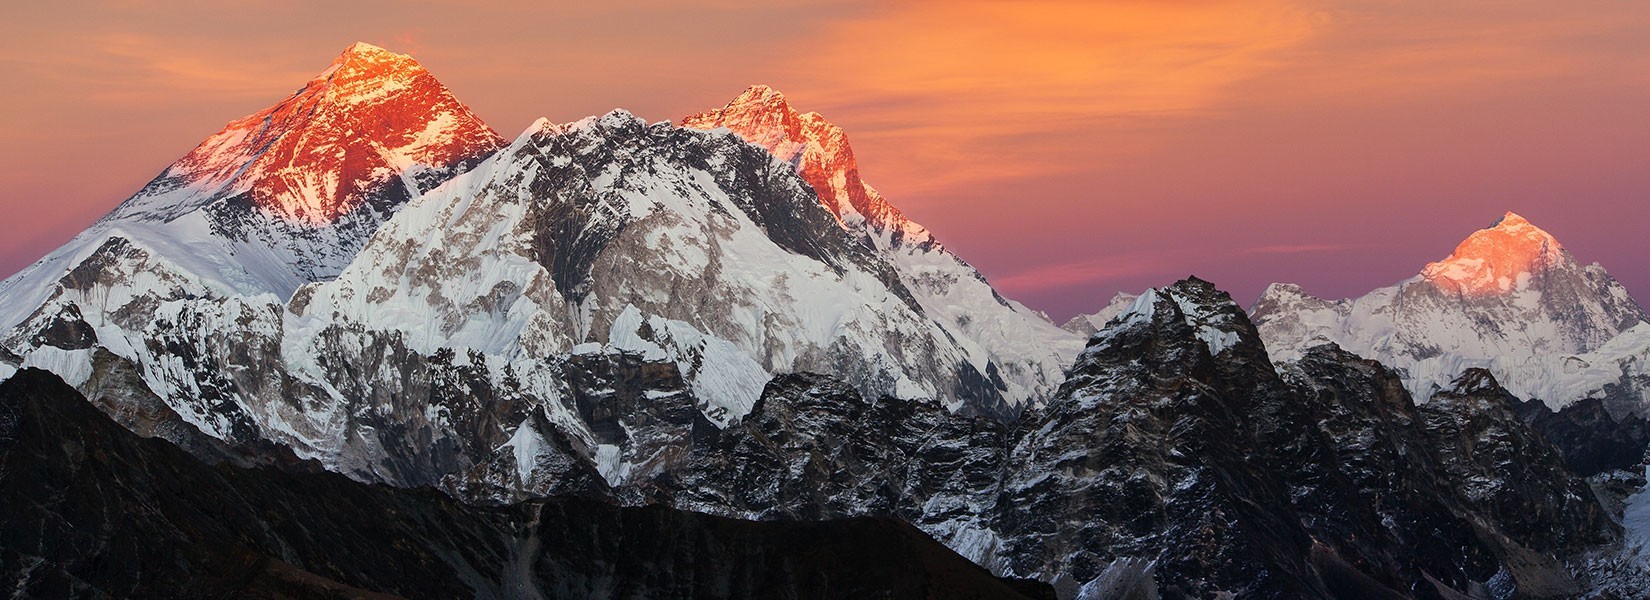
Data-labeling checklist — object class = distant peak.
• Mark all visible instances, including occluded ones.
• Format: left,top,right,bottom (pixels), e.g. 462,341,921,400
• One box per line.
122,40,503,228
719,85,796,116
1421,211,1566,296
680,86,933,247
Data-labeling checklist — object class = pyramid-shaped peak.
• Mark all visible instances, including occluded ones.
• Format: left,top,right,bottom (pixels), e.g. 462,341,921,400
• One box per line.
103,39,503,229
1421,211,1566,296
681,85,932,247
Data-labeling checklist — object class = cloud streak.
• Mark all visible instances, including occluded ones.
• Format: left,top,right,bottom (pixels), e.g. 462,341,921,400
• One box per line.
783,0,1324,191
992,242,1367,295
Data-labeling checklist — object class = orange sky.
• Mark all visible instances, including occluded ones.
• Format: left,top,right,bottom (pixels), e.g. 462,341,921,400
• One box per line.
3,0,1649,318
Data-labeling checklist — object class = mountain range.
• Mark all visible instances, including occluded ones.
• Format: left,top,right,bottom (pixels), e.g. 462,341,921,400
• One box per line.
2,42,1648,599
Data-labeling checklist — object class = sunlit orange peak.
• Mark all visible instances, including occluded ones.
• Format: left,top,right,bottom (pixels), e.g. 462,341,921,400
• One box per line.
163,41,504,226
682,85,934,245
1421,212,1565,297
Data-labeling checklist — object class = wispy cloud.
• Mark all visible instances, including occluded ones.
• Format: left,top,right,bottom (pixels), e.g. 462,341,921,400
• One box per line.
782,0,1325,192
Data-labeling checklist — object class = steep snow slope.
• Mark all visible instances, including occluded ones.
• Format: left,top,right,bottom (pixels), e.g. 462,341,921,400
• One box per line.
682,86,1084,407
1252,212,1649,412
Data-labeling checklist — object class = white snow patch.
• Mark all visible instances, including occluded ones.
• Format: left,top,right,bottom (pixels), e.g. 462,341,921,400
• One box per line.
497,419,548,483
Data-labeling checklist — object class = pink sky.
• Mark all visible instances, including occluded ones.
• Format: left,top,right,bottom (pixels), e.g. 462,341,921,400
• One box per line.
3,1,1648,319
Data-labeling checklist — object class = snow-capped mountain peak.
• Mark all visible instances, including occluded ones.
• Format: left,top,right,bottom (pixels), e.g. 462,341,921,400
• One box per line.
1421,211,1565,297
1061,291,1140,336
1252,210,1649,413
0,42,506,419
108,42,504,227
681,85,932,248
0,42,508,326
683,87,1086,408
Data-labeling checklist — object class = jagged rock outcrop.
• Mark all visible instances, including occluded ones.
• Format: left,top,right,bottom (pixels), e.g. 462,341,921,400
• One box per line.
1509,396,1650,476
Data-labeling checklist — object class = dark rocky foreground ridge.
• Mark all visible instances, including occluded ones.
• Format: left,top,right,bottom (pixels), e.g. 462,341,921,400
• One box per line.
600,278,1629,598
0,368,1052,600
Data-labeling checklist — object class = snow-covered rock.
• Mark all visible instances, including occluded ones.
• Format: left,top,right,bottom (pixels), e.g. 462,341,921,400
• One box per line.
1252,212,1649,413
0,43,503,331
683,86,1084,409
0,68,1080,497
296,108,1027,423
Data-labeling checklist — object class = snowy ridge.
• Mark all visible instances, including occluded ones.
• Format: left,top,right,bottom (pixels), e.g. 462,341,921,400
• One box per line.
1252,212,1650,412
683,85,1084,407
294,109,1007,422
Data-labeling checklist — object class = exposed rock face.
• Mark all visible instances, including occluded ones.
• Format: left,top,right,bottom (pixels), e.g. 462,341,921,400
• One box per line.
1421,370,1612,554
997,281,1330,598
0,368,1052,600
1007,281,1614,597
1509,396,1650,476
1251,212,1650,415
654,372,1013,567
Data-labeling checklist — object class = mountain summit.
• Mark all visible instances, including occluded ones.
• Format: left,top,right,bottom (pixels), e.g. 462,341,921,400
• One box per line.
0,43,504,335
681,85,932,249
108,42,503,229
0,43,506,447
1421,212,1566,297
1252,211,1650,413
683,87,1085,406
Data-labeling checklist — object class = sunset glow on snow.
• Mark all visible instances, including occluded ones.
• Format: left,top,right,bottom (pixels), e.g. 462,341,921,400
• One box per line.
3,1,1648,318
